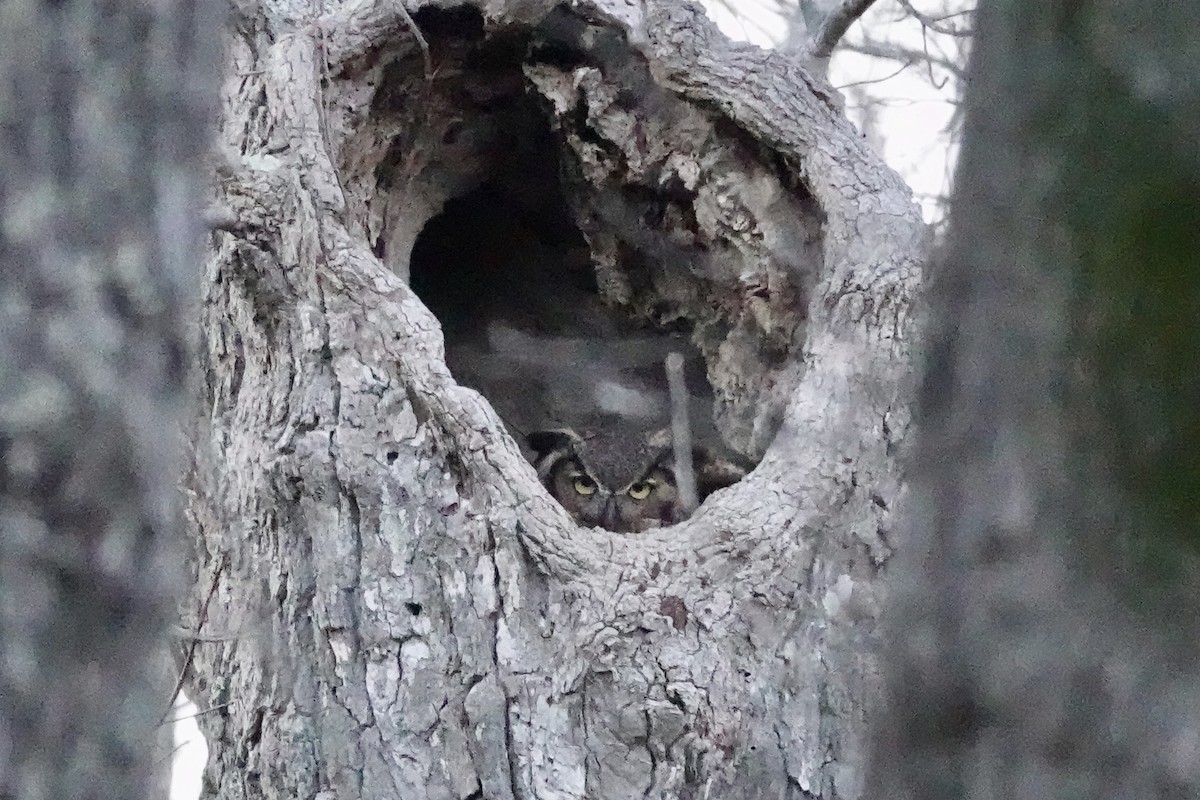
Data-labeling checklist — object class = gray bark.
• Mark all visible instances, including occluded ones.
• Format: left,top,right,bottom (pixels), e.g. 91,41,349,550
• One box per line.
868,1,1200,797
184,1,923,799
0,0,218,798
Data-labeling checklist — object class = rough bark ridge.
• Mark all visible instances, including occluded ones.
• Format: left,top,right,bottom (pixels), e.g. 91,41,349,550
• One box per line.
186,1,922,798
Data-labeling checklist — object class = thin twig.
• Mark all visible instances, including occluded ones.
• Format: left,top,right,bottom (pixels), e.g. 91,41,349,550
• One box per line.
665,353,698,514
396,0,433,80
151,736,193,770
897,0,974,37
810,0,879,60
169,624,243,642
842,37,964,78
835,59,915,90
163,701,235,726
915,22,948,89
161,553,229,726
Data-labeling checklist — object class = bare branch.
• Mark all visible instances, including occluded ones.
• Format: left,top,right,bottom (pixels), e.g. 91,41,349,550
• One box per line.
897,0,974,37
843,36,965,79
810,0,879,59
835,59,915,90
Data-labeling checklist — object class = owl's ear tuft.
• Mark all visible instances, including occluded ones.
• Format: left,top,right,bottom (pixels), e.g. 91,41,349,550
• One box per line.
527,428,583,458
693,446,750,499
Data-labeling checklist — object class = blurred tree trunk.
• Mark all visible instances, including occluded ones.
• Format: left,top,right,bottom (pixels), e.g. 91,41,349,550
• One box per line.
869,0,1200,796
0,1,217,799
183,1,923,799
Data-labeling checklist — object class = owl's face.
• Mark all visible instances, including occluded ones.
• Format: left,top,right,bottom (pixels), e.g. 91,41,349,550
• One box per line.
527,428,744,533
544,452,681,533
530,429,683,532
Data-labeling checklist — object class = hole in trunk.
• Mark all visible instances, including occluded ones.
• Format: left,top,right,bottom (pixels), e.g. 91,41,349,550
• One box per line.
359,11,807,509
409,159,721,454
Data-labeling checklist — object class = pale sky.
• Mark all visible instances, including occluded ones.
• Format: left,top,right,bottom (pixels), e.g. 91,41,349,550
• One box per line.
702,0,965,223
171,698,205,800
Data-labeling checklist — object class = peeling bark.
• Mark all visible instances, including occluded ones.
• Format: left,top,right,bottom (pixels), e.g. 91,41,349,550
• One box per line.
185,1,923,799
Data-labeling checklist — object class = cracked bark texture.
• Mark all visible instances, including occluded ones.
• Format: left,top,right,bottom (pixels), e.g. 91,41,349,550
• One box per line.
0,0,218,798
185,1,922,798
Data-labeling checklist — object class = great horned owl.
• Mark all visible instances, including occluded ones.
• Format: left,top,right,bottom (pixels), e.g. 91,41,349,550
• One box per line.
527,428,747,533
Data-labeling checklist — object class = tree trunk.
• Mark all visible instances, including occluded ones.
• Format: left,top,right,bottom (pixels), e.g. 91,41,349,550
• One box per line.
184,1,923,798
868,0,1200,797
0,0,218,798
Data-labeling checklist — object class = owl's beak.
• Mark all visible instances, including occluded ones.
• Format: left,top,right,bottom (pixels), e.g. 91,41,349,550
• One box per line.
601,497,622,531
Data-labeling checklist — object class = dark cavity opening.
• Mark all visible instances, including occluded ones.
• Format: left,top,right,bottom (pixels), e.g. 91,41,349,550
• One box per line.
408,113,719,451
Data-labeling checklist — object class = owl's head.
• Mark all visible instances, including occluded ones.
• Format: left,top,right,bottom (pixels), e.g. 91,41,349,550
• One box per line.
527,428,746,533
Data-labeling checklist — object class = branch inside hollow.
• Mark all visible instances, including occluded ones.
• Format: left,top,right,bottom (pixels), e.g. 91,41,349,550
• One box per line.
666,352,699,514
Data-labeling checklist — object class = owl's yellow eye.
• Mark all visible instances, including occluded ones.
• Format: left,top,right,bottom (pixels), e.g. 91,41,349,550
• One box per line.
572,475,597,496
627,481,653,500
